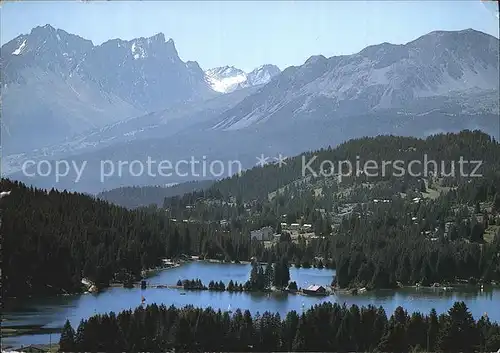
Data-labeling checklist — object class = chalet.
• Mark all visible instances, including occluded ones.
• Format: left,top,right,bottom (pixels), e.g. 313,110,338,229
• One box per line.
302,284,327,296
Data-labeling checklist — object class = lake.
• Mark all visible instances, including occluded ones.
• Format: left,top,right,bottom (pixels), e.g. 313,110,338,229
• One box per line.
3,262,499,348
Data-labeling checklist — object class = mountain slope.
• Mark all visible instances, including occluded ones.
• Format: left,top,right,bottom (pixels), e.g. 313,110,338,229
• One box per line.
212,29,499,131
1,25,216,153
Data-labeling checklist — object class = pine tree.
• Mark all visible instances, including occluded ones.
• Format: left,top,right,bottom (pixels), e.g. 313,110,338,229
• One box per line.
437,302,479,352
74,319,86,351
426,308,439,352
59,319,76,352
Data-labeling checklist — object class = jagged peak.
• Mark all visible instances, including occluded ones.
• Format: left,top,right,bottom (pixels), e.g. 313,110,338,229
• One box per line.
186,60,202,71
31,24,56,33
150,33,166,42
165,38,177,53
97,33,178,59
26,24,93,46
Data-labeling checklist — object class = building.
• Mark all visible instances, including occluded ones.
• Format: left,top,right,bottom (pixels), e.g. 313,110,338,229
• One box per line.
302,284,327,296
290,223,300,230
250,226,274,241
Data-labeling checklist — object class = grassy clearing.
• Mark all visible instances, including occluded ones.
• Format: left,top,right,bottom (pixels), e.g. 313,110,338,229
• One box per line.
484,225,499,243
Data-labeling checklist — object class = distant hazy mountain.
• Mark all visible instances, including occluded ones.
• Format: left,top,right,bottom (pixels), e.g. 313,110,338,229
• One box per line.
205,64,280,93
213,29,499,131
74,33,215,111
97,180,214,209
1,25,216,153
2,85,261,176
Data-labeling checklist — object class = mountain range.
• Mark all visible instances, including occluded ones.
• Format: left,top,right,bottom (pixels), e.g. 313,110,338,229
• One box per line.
2,26,499,193
1,25,279,153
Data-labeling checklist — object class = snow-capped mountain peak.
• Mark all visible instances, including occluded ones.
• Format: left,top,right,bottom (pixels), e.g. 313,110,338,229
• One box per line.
246,64,281,86
204,64,281,93
205,66,247,93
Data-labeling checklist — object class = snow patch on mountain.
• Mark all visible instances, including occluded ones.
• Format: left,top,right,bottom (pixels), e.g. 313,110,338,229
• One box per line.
131,42,147,60
12,40,27,55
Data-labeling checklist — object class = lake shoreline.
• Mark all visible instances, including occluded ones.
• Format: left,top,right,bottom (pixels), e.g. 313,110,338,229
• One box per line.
6,256,498,300
6,256,498,301
4,262,500,348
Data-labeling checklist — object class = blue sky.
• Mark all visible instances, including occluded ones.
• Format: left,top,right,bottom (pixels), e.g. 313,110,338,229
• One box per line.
1,1,499,72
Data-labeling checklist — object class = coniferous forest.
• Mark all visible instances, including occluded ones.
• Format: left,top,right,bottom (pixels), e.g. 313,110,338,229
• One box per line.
1,178,171,297
59,301,500,352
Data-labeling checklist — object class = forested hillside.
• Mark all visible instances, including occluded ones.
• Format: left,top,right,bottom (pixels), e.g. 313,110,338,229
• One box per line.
1,179,223,298
210,130,500,201
160,131,500,289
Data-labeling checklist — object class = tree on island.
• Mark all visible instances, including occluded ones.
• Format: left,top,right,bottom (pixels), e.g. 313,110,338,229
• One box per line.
265,262,274,289
249,262,266,291
273,257,290,288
